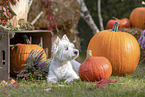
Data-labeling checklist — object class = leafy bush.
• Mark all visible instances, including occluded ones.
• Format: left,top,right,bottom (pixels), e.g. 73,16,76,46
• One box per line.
0,19,34,31
17,49,51,81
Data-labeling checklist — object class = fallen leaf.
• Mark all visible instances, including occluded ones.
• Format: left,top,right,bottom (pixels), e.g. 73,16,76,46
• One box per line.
44,88,52,91
96,78,122,89
12,81,18,87
1,80,7,85
10,79,18,87
5,79,18,87
96,79,112,89
1,90,8,95
7,84,12,87
10,79,16,85
111,79,119,82
58,85,64,87
109,82,126,85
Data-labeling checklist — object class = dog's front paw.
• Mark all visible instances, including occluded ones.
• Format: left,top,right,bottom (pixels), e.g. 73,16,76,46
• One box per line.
47,77,58,83
47,79,57,83
64,78,74,83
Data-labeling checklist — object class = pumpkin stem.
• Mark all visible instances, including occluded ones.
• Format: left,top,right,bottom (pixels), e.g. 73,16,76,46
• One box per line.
112,22,119,32
87,50,92,57
23,35,31,44
112,17,118,20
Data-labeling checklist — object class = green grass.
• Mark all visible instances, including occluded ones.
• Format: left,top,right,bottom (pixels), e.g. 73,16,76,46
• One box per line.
0,64,145,97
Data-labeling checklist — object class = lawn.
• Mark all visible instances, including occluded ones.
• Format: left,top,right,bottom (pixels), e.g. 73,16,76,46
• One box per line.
0,64,145,97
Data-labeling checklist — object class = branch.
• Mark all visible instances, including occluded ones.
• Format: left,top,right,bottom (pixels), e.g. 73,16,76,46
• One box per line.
31,11,44,25
98,0,104,30
77,0,100,34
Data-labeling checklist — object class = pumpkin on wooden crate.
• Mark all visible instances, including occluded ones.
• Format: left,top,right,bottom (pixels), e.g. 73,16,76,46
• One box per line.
129,2,145,29
79,50,112,81
10,43,47,76
87,22,140,76
107,17,130,29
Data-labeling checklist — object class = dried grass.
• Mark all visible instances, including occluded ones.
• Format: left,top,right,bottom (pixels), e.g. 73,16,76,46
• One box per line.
119,28,143,40
28,0,80,33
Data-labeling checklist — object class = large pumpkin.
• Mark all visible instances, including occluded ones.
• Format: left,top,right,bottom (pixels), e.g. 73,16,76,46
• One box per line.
107,18,130,29
10,44,47,76
130,7,145,29
79,50,112,81
87,22,140,76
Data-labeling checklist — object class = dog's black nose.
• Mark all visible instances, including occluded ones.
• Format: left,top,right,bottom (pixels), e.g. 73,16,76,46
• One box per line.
74,51,78,55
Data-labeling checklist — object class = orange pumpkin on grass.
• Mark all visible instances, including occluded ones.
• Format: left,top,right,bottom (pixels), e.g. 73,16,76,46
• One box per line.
87,22,140,76
79,50,112,81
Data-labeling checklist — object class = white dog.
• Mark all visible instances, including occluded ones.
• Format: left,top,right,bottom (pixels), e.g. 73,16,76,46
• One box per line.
46,35,81,83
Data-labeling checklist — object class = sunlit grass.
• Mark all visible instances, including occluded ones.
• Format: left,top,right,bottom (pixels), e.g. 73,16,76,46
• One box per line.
0,64,145,97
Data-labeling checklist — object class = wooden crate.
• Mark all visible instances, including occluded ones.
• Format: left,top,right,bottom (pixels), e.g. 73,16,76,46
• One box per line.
0,30,53,81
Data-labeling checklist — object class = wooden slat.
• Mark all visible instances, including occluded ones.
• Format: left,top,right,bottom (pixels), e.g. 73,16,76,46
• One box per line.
8,30,53,35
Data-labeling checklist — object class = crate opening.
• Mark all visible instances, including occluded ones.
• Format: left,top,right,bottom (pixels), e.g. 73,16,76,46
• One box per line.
1,50,5,65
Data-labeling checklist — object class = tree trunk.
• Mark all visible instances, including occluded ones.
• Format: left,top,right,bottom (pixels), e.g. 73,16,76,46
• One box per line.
98,0,104,31
77,0,100,34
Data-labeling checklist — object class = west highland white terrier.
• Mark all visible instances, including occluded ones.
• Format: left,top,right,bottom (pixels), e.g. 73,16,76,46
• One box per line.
46,35,81,83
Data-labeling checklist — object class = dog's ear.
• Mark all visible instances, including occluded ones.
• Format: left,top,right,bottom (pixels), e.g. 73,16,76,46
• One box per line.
52,36,60,54
62,34,69,41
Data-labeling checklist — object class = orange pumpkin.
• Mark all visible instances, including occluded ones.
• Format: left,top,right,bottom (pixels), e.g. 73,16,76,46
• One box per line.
107,18,130,29
10,44,47,76
130,7,145,29
87,22,140,76
79,50,112,81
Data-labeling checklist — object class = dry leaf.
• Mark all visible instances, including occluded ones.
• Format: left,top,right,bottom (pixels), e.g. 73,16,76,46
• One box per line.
96,79,113,89
7,83,12,87
96,79,122,89
12,81,18,87
1,90,8,95
1,80,7,85
44,88,52,91
58,85,64,87
10,79,18,87
88,78,125,89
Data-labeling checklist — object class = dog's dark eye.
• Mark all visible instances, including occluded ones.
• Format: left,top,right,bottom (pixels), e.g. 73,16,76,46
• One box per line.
65,47,68,50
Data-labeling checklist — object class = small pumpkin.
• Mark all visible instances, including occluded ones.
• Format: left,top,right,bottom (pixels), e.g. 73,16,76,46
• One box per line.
79,50,112,81
10,44,47,76
87,22,140,76
107,17,130,29
130,6,145,29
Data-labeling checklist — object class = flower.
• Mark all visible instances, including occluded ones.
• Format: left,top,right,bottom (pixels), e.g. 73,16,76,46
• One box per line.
17,49,51,81
138,30,145,50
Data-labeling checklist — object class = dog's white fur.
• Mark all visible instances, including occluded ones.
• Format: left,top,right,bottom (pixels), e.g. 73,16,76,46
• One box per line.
46,35,81,83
